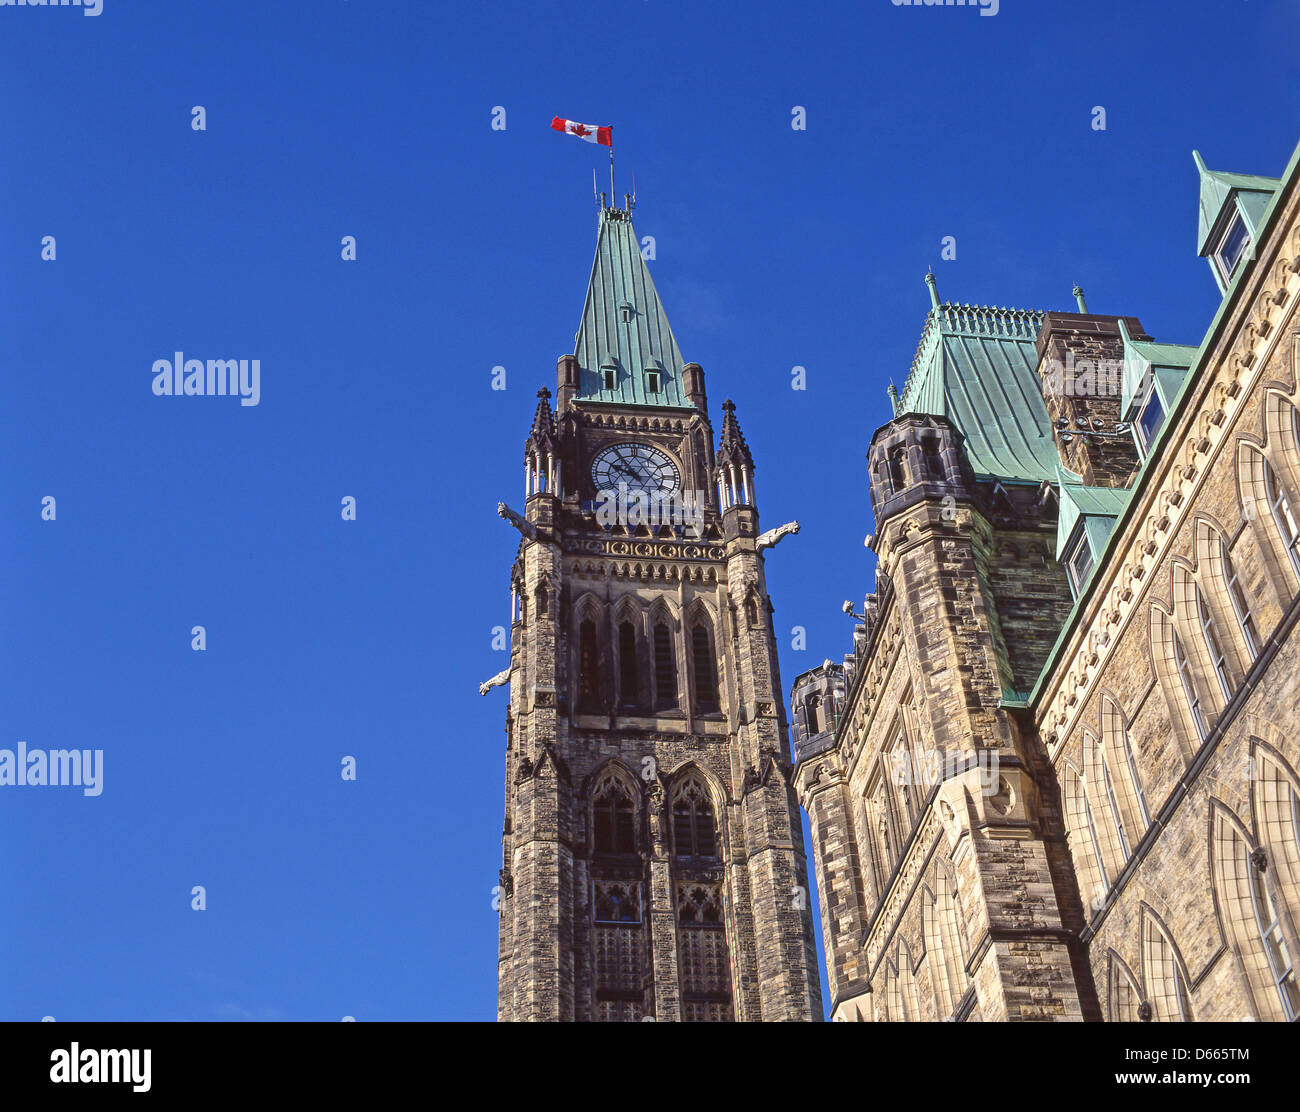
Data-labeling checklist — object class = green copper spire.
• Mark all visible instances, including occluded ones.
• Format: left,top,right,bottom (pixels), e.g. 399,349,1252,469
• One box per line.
572,207,689,407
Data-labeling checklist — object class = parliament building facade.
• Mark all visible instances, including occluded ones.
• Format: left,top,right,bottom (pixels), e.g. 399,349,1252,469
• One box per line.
792,143,1300,1022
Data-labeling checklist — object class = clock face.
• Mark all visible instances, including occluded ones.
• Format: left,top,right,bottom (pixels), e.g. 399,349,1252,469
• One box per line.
591,442,681,496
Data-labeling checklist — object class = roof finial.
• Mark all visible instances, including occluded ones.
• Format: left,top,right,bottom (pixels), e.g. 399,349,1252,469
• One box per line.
1072,284,1088,313
887,382,899,416
1117,317,1132,345
925,269,940,310
1192,149,1208,175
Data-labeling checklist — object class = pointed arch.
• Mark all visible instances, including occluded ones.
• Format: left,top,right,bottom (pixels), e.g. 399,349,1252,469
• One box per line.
1149,601,1204,761
1209,799,1300,1020
1262,389,1300,500
1106,951,1143,1021
669,764,723,860
588,761,640,856
922,869,969,1018
645,597,680,712
1100,694,1150,840
1061,757,1109,912
1238,439,1300,597
612,596,645,711
896,940,922,1021
573,593,606,714
1250,740,1300,908
878,960,899,1023
1172,561,1233,716
685,600,721,714
670,761,734,1022
1196,516,1262,664
1083,729,1130,878
1141,906,1193,1021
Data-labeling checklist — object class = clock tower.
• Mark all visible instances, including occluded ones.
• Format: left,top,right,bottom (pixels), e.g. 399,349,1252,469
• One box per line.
490,200,822,1022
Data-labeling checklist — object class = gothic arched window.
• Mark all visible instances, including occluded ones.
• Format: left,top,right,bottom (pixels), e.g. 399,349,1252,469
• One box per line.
653,621,676,709
1196,585,1233,702
690,619,719,713
618,620,640,709
673,775,718,859
578,618,600,712
1264,458,1300,578
1172,626,1208,742
1222,539,1260,660
592,772,637,855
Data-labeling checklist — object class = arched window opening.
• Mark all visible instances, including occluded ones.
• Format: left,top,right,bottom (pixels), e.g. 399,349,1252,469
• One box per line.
1109,960,1142,1022
534,583,548,618
1249,860,1299,1020
578,618,600,712
673,775,718,859
1196,585,1233,703
889,447,908,490
691,621,719,713
1264,458,1300,577
592,774,636,855
921,438,945,483
1102,760,1132,863
1222,539,1260,661
807,695,823,735
618,620,639,709
1172,627,1208,742
653,622,676,709
1143,916,1192,1021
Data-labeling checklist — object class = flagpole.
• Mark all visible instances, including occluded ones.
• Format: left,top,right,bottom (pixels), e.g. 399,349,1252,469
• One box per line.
609,140,615,212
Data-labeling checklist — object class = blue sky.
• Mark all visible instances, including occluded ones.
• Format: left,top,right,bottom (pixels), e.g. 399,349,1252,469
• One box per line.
2,0,1298,1022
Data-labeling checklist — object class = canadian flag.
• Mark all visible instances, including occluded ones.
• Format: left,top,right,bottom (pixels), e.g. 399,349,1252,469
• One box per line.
551,117,612,147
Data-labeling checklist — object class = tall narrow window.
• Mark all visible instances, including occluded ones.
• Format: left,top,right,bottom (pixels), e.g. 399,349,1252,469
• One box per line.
675,882,733,1022
592,776,636,855
673,776,718,859
578,618,600,712
1196,586,1233,702
1119,721,1150,827
691,621,718,713
1265,459,1300,577
618,621,639,709
1083,791,1109,896
653,622,676,709
807,695,823,735
1250,861,1300,1020
1102,760,1132,862
1172,627,1208,741
1223,540,1260,660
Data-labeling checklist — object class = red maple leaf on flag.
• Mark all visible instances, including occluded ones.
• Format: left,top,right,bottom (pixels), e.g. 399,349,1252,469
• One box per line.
570,124,591,137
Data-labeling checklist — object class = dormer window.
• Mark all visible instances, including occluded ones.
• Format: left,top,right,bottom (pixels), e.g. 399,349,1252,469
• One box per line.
1134,382,1166,456
619,301,634,323
600,353,618,391
1213,212,1252,286
645,370,660,394
1063,528,1095,597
